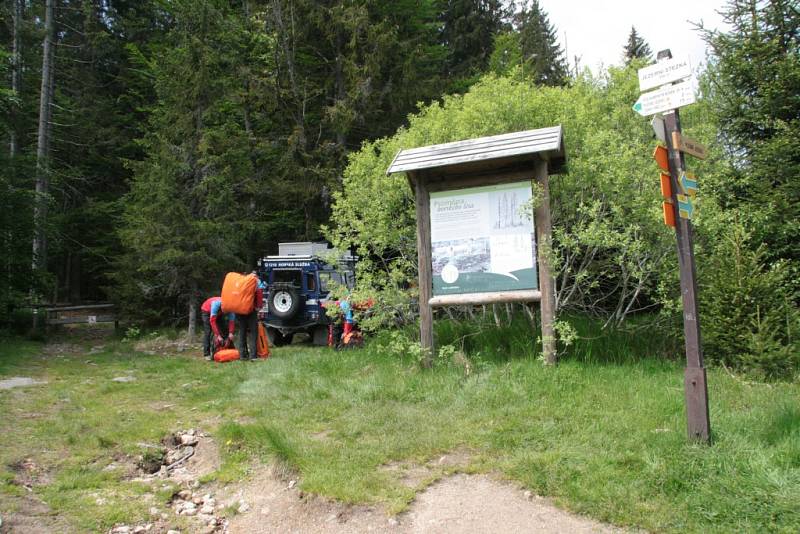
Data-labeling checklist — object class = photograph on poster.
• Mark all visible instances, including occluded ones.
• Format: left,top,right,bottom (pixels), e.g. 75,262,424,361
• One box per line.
431,237,491,276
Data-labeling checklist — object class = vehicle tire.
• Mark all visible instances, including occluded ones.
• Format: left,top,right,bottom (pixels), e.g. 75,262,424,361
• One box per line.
269,286,301,319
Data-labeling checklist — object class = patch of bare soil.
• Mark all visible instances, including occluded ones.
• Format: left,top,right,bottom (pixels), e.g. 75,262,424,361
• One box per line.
134,335,193,356
403,474,620,534
380,448,473,490
0,493,74,534
225,467,401,534
1,459,70,534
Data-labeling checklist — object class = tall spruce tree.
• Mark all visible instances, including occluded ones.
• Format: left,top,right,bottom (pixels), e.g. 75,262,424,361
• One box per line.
623,26,652,64
438,0,509,89
702,0,800,289
118,0,257,335
515,0,568,86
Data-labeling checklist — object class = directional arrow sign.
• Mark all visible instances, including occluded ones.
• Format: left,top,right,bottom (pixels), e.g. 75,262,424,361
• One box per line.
633,79,696,116
680,171,698,197
672,132,708,159
653,145,670,171
638,56,692,91
651,116,666,143
676,194,694,220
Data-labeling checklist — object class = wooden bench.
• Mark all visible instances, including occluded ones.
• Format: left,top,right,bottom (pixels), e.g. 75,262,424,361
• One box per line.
43,304,119,330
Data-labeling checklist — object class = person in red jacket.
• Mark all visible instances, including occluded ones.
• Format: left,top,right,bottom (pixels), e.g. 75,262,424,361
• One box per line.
201,296,235,361
236,273,264,361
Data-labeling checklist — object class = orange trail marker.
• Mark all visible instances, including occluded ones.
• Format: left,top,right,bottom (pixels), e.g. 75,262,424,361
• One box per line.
663,201,676,227
660,172,672,198
653,145,669,172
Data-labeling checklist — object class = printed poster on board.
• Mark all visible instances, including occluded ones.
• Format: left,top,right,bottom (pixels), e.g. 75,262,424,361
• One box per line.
430,181,537,295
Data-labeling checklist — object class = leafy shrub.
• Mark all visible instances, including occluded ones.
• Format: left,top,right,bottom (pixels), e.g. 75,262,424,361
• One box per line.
700,223,799,379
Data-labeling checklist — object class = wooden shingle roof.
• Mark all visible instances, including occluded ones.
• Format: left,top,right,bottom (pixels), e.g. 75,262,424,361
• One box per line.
387,126,565,176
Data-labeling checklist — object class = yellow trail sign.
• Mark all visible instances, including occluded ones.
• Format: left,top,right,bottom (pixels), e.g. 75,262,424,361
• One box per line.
672,132,708,160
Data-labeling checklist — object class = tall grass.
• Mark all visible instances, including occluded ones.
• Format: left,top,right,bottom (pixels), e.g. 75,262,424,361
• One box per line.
434,310,679,365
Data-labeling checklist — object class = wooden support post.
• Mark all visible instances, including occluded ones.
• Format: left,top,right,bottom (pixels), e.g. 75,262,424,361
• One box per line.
413,171,434,367
664,110,711,443
534,160,557,364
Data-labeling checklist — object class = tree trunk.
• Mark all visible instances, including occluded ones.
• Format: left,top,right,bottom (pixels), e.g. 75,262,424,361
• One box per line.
187,282,198,341
9,0,22,157
32,0,56,272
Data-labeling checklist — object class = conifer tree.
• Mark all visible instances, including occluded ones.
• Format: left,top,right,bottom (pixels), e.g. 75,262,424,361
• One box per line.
702,0,800,289
515,0,568,86
623,26,652,64
438,0,509,88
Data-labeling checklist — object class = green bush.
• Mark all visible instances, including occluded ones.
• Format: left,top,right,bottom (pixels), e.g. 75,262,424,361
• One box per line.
700,222,799,379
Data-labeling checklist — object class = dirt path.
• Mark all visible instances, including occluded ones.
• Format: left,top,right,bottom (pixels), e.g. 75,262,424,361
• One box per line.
227,468,620,534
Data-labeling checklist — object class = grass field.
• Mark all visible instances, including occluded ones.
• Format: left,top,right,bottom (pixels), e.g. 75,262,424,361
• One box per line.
0,317,798,532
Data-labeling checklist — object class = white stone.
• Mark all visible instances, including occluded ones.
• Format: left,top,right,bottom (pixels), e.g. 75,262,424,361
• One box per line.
287,480,296,489
523,490,533,500
237,502,250,514
133,526,146,534
388,517,399,526
180,434,199,446
167,530,180,534
204,497,216,508
200,505,214,515
149,507,159,517
178,490,192,500
112,376,136,383
112,527,131,534
192,496,203,505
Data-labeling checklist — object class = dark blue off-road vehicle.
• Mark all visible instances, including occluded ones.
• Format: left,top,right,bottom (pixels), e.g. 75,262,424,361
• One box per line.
257,242,356,346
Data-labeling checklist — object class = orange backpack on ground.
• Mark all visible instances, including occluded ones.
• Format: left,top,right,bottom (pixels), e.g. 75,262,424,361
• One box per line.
257,323,270,359
221,272,258,315
213,348,240,363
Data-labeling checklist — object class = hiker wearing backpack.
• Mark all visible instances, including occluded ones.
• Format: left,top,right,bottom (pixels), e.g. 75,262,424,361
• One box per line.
220,271,265,361
235,274,264,361
201,296,236,362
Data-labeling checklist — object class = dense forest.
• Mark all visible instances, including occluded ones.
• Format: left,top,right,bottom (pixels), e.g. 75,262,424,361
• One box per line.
1,0,798,376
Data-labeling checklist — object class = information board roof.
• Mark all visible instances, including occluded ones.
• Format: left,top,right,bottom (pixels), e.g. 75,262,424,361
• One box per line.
387,126,565,176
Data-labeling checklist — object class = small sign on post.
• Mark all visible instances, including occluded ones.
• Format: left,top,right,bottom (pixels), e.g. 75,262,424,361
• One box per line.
638,55,692,91
633,79,696,116
672,132,708,160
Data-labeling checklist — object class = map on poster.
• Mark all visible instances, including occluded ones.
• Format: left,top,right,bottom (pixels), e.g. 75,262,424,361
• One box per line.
430,181,537,295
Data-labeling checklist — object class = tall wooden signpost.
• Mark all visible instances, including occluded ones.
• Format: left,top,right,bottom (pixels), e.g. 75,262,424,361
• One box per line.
387,127,566,367
634,50,711,443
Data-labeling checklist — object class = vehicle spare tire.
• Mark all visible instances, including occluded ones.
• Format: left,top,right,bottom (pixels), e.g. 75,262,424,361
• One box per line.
269,286,301,319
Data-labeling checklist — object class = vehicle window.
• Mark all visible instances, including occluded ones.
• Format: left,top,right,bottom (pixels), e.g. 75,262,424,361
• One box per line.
306,272,316,291
273,270,302,286
319,272,344,292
